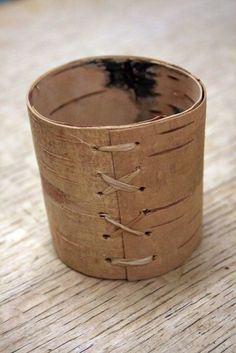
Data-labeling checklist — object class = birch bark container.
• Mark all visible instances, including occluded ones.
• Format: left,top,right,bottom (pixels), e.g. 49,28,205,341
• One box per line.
27,55,206,281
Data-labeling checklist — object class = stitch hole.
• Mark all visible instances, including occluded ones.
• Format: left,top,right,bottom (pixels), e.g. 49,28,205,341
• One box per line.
152,255,158,261
92,145,98,150
99,212,106,218
142,208,151,215
105,257,112,263
139,186,146,191
97,191,103,196
145,231,152,236
135,141,140,145
103,234,110,239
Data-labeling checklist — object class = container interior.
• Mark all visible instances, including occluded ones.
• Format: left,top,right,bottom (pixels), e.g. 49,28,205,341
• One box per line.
28,57,203,127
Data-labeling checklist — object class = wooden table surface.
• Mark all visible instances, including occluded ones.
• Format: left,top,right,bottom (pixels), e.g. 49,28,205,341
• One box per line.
0,0,235,352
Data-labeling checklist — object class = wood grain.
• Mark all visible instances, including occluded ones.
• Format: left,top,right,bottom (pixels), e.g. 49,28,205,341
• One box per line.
0,0,235,352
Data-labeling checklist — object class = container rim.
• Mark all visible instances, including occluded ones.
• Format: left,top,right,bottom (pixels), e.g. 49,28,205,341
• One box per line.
26,54,206,130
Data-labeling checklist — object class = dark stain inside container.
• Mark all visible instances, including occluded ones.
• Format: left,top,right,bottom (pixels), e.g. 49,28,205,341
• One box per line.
46,57,189,126
89,58,159,101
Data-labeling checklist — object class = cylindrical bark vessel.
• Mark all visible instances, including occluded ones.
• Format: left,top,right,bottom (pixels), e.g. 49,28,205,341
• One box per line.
27,55,206,281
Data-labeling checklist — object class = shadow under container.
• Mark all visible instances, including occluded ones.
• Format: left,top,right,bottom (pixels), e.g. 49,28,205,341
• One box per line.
27,55,206,281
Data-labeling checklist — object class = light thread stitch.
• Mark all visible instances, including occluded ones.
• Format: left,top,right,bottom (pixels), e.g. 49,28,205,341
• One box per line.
106,255,157,266
95,142,138,152
100,213,146,236
98,167,141,194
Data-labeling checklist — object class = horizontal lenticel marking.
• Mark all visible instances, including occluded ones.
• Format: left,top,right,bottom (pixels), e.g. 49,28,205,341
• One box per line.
39,160,80,185
160,121,194,134
150,214,185,229
142,194,190,215
178,224,201,248
148,139,194,157
184,93,195,103
168,104,183,114
167,74,180,81
149,109,163,114
49,90,106,115
41,147,71,161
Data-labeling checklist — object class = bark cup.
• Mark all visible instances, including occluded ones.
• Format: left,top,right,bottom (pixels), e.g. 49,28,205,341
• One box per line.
27,55,206,281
